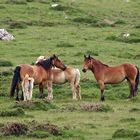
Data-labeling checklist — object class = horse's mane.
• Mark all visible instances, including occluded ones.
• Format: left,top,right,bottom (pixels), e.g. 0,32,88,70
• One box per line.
91,57,109,67
36,57,53,70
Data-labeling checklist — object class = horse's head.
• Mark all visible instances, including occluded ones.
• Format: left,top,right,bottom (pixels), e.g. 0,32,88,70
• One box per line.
51,54,67,71
82,55,93,73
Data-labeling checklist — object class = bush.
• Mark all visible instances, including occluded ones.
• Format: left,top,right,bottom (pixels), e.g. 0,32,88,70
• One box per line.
6,0,27,5
73,16,98,25
112,129,140,138
1,122,28,136
0,60,13,67
129,108,140,112
9,21,27,29
80,103,113,112
56,42,74,48
0,108,25,117
28,130,50,138
51,4,69,11
13,100,58,111
106,35,140,44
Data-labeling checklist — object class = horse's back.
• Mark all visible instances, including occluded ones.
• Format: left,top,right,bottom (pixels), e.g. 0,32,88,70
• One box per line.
19,64,48,84
20,64,34,79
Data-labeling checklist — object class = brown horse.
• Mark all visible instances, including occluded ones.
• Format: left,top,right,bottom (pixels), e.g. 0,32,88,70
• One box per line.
36,56,81,100
82,55,139,101
10,55,66,100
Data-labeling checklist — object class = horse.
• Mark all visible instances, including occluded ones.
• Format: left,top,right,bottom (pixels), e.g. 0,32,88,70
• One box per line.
82,55,139,101
36,56,81,100
21,74,34,101
10,54,67,101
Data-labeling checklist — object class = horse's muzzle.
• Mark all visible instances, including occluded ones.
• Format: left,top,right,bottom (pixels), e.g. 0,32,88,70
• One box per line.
82,69,87,73
62,66,67,71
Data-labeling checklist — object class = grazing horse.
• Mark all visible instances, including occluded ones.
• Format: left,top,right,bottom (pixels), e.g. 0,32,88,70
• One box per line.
22,74,34,101
10,55,66,100
82,55,139,101
36,56,81,100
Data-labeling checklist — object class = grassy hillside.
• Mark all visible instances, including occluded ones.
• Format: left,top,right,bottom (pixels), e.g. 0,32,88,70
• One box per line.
0,0,140,140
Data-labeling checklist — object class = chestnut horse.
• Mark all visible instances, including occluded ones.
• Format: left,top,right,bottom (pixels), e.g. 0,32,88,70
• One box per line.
36,56,81,100
10,55,66,100
82,55,139,101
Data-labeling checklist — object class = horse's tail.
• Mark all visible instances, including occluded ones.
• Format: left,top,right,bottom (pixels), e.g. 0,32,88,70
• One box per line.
135,66,139,94
74,69,80,86
10,66,21,97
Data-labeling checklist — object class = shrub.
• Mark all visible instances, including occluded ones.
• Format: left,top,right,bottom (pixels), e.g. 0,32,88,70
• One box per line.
0,108,25,117
56,42,74,48
13,100,58,111
9,21,27,29
112,129,140,138
73,16,98,25
28,130,50,138
36,123,62,136
80,103,113,112
129,108,140,112
5,0,27,5
106,35,140,44
115,19,126,25
1,122,28,136
0,60,13,67
120,118,136,123
50,5,68,11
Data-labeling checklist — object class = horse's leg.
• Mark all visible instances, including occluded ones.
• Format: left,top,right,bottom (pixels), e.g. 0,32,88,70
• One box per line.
47,81,53,100
76,85,81,100
70,82,77,100
21,91,24,100
39,84,44,98
127,79,133,98
127,78,136,97
16,86,20,101
98,80,105,101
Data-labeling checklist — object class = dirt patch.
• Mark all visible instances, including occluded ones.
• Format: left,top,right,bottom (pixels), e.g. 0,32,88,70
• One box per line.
80,103,113,112
1,122,28,136
35,123,61,136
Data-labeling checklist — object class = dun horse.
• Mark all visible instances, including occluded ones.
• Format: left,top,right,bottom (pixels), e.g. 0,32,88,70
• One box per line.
82,55,139,101
22,74,34,101
36,56,81,100
10,55,66,100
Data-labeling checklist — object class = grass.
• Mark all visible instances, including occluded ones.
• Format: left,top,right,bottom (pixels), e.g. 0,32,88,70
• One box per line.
0,0,140,139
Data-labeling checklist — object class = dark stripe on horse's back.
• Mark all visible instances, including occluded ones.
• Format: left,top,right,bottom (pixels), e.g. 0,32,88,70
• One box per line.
36,57,53,70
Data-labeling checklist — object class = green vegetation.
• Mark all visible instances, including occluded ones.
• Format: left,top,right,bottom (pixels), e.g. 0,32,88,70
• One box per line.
0,0,140,139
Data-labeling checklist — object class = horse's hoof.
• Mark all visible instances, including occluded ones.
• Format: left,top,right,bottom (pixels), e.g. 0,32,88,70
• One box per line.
100,96,105,101
46,96,53,101
72,97,78,101
16,97,20,101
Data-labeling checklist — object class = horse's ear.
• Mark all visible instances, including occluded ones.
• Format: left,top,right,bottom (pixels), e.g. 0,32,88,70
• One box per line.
88,54,91,59
84,55,86,59
53,54,57,58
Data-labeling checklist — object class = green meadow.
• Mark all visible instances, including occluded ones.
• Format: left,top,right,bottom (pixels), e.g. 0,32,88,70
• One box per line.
0,0,140,139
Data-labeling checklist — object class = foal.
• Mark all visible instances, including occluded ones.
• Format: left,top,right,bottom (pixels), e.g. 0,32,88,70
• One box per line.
82,55,139,101
22,74,34,101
